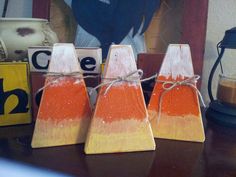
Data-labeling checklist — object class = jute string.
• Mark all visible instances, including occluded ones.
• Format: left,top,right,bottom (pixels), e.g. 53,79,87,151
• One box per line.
155,75,206,124
36,71,99,95
36,70,205,126
89,69,157,95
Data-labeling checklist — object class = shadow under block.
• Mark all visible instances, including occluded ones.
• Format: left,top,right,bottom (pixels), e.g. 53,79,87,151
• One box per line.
0,62,31,126
31,44,92,148
148,44,205,142
85,151,155,177
85,45,155,154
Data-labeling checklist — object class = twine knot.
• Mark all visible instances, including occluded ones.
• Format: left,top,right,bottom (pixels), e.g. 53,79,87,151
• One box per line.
90,69,144,95
36,71,98,95
155,75,206,125
161,75,200,91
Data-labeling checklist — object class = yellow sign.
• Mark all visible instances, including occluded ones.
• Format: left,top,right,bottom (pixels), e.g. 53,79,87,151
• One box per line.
0,62,31,126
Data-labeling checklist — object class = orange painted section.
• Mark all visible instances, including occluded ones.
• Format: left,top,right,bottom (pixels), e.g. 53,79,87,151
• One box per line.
95,83,146,123
148,76,199,116
38,77,91,121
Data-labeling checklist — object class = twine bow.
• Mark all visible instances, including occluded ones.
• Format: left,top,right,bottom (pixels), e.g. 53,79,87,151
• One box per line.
90,69,151,95
155,75,206,124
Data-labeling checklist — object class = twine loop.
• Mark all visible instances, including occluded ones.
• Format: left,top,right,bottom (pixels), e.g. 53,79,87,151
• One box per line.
90,69,145,95
155,75,206,125
161,75,200,91
36,71,98,95
157,75,205,107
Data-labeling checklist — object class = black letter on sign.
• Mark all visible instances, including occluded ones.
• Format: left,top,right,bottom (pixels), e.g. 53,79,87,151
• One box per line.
80,57,96,71
0,79,29,115
32,50,51,70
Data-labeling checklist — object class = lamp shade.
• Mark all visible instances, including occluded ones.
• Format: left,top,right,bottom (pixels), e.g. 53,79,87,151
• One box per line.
220,27,236,49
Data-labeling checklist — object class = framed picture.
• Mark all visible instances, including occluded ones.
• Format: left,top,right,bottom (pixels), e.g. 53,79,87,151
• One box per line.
32,0,209,86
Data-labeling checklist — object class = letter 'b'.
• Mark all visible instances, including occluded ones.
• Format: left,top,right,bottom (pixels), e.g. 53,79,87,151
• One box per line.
0,79,29,115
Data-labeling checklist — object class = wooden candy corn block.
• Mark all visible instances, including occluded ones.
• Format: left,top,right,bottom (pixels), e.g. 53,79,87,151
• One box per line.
28,47,101,120
31,43,92,148
85,45,155,154
0,62,31,126
148,44,205,142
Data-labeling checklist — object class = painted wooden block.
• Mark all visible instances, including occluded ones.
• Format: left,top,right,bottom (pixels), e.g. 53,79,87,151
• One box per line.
28,46,101,121
85,45,155,154
0,62,31,126
148,44,205,142
28,46,51,72
28,46,102,73
31,43,92,148
30,72,100,122
76,48,102,74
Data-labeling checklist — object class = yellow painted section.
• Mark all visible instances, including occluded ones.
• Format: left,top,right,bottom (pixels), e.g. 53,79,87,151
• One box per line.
148,110,205,142
32,118,90,148
85,118,156,154
0,62,31,126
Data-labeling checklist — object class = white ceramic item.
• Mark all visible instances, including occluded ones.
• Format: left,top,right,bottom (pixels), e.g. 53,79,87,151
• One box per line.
0,18,58,61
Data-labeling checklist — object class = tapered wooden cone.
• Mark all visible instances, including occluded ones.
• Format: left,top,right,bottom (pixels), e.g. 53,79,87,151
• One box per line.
148,44,205,142
31,43,92,148
85,45,155,154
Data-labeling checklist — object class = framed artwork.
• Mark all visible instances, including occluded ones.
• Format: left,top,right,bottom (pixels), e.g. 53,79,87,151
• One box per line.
33,0,209,87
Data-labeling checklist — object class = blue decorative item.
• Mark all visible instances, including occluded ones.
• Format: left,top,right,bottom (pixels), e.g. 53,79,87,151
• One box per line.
70,0,160,59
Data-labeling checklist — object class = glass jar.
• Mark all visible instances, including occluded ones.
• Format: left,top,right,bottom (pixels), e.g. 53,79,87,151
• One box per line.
217,74,236,107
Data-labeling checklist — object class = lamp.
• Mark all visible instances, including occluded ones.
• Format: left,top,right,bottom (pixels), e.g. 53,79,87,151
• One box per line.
206,27,236,127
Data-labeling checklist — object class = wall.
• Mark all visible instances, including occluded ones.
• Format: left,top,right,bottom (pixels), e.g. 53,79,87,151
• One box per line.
201,0,236,104
0,0,32,17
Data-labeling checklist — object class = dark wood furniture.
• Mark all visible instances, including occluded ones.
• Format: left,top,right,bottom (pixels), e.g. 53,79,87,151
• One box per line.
0,110,236,177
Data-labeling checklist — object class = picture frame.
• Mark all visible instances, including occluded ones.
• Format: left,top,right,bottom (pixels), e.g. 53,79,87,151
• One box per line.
32,0,209,87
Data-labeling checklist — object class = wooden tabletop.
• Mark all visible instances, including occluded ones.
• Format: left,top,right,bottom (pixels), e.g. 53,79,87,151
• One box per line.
0,110,236,177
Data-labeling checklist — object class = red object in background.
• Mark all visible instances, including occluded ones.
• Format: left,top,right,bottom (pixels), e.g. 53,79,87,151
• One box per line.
32,0,208,89
30,72,45,121
137,53,164,104
32,0,50,19
137,53,164,78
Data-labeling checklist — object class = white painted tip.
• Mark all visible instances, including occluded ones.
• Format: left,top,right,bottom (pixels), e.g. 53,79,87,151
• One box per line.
159,44,194,79
104,45,137,78
48,43,80,73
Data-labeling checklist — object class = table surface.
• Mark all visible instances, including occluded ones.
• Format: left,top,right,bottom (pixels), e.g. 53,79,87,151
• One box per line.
0,110,236,177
